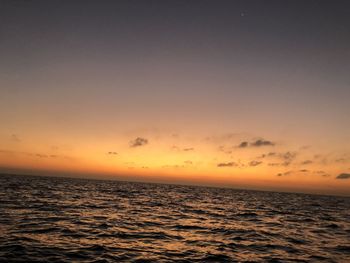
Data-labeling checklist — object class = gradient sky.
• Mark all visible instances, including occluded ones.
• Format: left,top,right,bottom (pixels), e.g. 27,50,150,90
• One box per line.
1,0,350,195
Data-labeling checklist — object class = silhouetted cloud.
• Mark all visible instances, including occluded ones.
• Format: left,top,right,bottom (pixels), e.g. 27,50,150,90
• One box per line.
238,139,275,148
249,160,262,167
238,141,248,148
1,149,75,161
107,151,118,155
301,160,313,165
299,169,309,172
217,162,238,167
251,139,275,147
259,152,276,158
336,173,350,179
183,148,194,152
277,171,293,177
129,137,148,148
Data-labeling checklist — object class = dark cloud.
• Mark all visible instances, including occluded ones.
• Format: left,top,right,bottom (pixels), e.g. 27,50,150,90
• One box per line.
107,151,118,155
251,139,275,147
238,141,248,148
277,171,293,177
217,162,238,167
129,137,148,148
336,173,350,179
249,160,262,167
238,139,275,148
183,147,194,152
301,160,313,165
299,169,309,172
1,150,75,161
259,152,276,158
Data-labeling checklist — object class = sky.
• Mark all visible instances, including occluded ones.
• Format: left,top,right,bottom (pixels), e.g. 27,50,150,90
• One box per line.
0,0,350,195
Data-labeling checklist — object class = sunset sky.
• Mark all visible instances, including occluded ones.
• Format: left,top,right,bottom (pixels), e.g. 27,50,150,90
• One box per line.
1,0,349,195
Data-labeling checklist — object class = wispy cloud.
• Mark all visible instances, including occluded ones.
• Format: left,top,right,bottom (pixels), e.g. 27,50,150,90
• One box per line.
313,170,330,177
249,160,262,167
171,146,195,152
129,137,148,148
107,151,118,155
10,134,21,142
264,151,297,166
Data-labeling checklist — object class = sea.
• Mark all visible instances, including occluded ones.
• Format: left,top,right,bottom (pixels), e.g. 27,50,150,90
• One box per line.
0,174,349,262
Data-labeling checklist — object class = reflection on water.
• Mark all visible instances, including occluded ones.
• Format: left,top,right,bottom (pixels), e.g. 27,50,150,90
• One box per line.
0,174,349,262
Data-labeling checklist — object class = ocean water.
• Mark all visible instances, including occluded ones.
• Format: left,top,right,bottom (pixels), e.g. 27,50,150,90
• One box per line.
0,174,349,262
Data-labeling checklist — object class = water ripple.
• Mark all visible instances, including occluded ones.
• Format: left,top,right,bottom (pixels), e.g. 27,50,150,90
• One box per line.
0,174,349,262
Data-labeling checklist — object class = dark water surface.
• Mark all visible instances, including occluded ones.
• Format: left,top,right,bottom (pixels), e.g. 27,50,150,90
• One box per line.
0,174,349,262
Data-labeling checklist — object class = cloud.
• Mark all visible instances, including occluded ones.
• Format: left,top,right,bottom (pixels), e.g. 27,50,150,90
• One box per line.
183,148,194,152
249,160,262,167
313,170,330,177
238,141,249,148
10,134,21,142
107,151,118,155
279,151,297,166
336,173,350,179
301,160,313,165
251,139,275,147
162,164,184,168
129,137,148,148
259,152,276,158
171,146,195,152
217,162,238,167
277,171,293,177
184,160,193,165
238,139,275,148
